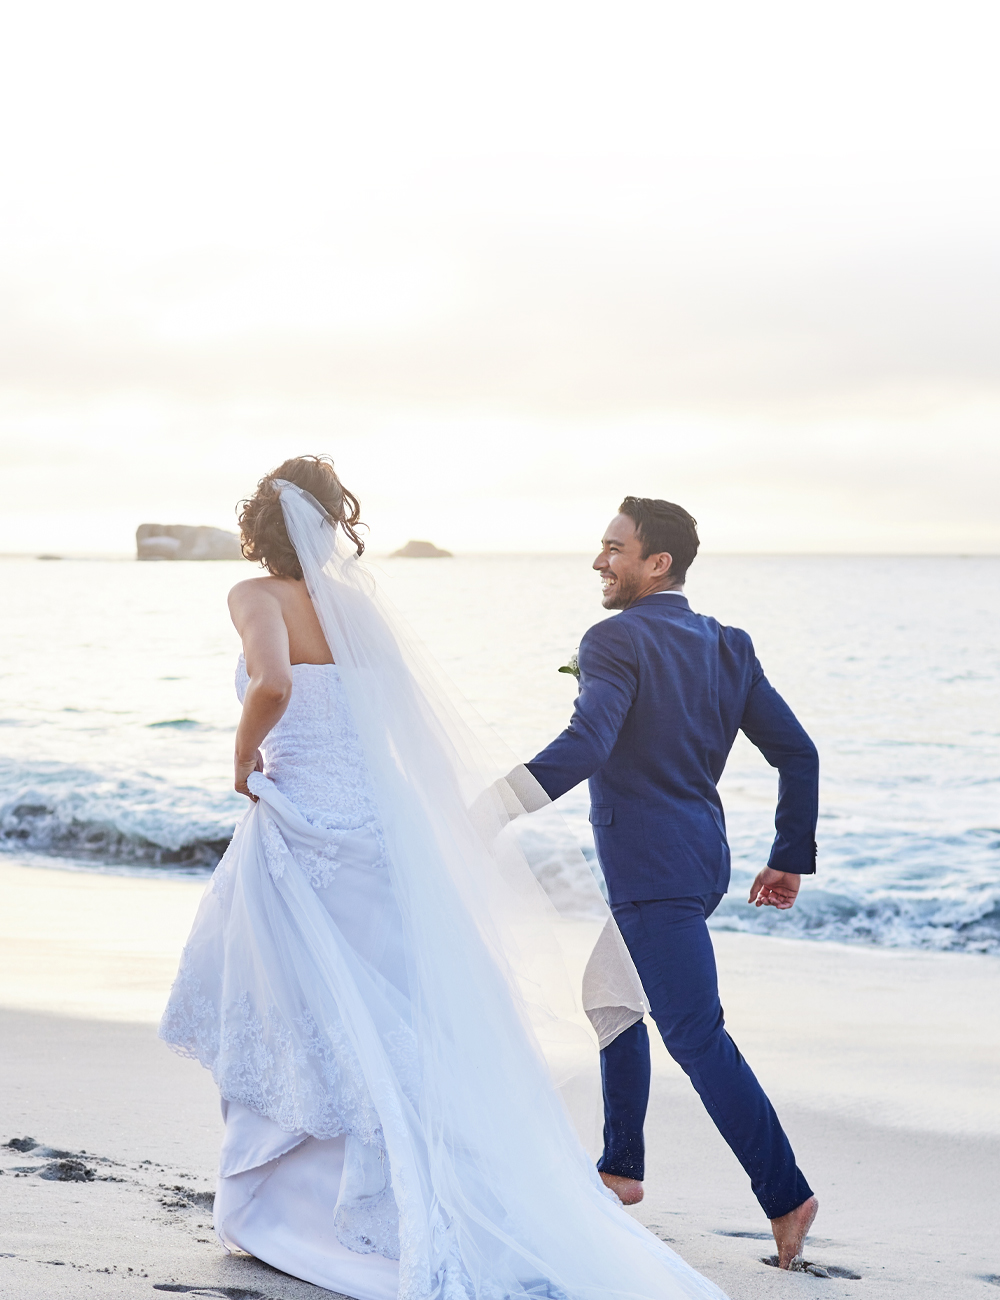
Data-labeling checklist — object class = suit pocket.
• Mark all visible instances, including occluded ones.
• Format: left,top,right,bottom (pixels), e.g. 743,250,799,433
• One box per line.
589,805,613,826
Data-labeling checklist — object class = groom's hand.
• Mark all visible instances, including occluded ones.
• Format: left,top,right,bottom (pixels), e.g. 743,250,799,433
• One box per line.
748,868,801,910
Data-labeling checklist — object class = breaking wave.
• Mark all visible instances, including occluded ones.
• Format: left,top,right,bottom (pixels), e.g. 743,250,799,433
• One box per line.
0,757,241,873
2,758,998,954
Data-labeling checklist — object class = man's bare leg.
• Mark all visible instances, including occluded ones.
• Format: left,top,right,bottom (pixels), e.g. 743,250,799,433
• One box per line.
770,1195,818,1268
599,1172,644,1206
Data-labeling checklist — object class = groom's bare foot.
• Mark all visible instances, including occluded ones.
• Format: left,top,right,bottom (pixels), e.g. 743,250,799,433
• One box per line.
771,1195,818,1268
599,1172,644,1205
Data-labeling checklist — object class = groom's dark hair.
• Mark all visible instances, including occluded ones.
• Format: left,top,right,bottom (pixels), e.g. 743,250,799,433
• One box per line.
619,496,700,582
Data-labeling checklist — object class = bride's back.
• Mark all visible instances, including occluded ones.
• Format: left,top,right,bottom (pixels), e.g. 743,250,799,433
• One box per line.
248,574,334,666
227,455,373,826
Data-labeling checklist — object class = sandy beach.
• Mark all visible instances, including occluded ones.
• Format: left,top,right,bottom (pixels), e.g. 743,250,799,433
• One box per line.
1,857,998,1299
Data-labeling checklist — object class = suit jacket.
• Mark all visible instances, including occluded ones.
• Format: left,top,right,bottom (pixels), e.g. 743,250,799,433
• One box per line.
526,594,818,904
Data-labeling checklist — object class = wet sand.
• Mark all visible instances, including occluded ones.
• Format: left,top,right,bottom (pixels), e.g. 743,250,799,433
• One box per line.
1,858,998,1298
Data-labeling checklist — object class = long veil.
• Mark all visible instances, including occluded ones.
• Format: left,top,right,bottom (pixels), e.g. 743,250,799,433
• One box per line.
162,482,726,1300
281,482,647,1065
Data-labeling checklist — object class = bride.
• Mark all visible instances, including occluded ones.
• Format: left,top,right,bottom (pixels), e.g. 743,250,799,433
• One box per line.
160,455,727,1300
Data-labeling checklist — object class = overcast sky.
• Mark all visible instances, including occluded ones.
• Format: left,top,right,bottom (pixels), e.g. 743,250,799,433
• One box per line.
2,0,999,553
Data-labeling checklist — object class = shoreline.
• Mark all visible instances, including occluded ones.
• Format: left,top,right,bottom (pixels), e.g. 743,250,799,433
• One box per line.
1,858,998,1298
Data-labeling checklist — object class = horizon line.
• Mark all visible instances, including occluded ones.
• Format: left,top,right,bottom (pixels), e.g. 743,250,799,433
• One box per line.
2,550,999,562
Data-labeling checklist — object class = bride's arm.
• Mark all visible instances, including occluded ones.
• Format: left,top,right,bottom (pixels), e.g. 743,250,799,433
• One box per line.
228,580,294,798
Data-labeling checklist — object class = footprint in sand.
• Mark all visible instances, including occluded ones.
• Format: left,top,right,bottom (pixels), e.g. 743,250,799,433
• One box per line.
152,1287,269,1298
761,1254,862,1279
4,1135,118,1183
39,1158,96,1182
4,1137,39,1153
4,1136,75,1158
158,1185,216,1211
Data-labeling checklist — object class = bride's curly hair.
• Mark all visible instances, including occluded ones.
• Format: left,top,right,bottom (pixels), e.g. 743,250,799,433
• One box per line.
238,455,366,578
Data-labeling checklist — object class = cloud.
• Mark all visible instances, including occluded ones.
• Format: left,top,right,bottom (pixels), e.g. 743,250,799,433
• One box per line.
2,216,1000,418
1,1,999,552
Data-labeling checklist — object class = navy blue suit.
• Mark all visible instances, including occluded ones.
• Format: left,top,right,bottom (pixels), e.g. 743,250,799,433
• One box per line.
527,593,818,1219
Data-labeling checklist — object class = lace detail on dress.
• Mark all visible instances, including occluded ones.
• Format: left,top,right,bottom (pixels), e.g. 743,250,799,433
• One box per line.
334,1135,402,1261
295,842,342,887
260,814,292,881
232,655,387,888
160,966,219,1063
236,655,383,837
216,993,385,1146
384,1022,422,1104
336,1182,401,1260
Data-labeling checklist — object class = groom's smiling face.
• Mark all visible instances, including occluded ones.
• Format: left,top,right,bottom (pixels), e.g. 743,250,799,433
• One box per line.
594,514,676,610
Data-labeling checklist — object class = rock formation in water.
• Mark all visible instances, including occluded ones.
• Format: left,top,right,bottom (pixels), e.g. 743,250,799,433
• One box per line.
390,540,453,558
136,524,244,561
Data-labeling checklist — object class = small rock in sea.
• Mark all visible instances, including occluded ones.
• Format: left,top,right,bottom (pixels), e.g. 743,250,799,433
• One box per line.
390,540,453,558
136,524,243,562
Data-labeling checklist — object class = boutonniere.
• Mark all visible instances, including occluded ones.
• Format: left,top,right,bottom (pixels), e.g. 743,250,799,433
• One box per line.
558,650,580,679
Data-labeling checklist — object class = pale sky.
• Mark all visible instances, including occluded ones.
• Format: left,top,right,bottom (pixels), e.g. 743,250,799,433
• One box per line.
2,0,999,553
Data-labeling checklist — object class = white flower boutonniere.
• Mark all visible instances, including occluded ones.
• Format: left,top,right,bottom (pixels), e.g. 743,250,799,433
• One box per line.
558,650,580,679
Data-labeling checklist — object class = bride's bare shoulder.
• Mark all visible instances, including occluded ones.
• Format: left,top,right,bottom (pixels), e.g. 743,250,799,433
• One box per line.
228,575,286,619
229,575,284,599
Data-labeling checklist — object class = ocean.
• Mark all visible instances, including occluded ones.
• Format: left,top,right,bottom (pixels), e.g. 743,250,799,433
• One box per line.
2,553,998,954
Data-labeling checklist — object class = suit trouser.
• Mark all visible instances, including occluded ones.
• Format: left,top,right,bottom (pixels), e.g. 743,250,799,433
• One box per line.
597,894,813,1221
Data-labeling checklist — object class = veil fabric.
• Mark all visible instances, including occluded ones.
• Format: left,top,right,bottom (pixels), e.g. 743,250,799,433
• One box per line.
161,482,727,1300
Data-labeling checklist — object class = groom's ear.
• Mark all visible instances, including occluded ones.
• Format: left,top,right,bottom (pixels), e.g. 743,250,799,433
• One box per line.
650,550,674,577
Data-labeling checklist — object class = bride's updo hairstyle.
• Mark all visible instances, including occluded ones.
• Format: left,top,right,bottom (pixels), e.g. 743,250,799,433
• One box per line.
238,455,366,578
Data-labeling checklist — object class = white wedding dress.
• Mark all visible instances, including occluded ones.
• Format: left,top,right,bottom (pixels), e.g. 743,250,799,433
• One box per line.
216,655,403,1296
161,482,727,1300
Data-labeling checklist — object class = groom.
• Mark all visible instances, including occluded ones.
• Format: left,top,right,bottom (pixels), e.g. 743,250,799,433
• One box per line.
523,497,819,1268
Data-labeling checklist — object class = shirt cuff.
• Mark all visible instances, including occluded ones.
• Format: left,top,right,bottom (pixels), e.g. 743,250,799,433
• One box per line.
499,764,552,815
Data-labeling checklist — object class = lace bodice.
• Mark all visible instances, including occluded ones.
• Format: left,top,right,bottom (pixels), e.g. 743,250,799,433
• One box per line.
236,654,384,886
